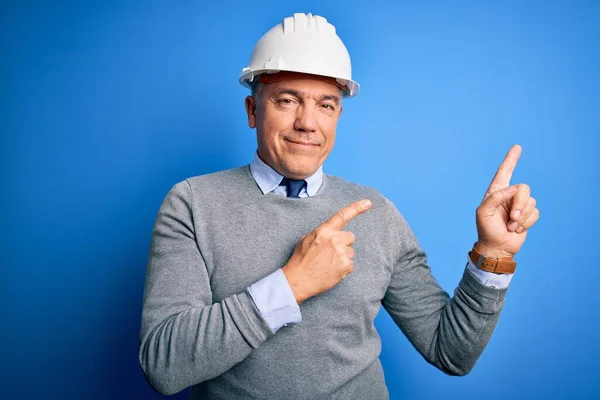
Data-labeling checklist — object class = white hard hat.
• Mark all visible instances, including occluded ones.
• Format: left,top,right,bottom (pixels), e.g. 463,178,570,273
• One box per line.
239,13,360,98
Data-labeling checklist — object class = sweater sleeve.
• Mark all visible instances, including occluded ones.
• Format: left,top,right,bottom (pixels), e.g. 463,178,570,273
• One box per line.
381,200,508,376
138,181,275,395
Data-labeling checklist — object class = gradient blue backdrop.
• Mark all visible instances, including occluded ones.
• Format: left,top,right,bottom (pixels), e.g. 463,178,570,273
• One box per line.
2,1,599,399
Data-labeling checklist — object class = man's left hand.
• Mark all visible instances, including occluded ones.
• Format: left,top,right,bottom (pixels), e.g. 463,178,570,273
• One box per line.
475,145,540,259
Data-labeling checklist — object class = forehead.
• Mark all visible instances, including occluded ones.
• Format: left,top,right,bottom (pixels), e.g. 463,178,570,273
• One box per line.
263,79,341,99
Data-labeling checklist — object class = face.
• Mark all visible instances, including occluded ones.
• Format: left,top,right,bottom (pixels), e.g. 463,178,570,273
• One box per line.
244,78,343,180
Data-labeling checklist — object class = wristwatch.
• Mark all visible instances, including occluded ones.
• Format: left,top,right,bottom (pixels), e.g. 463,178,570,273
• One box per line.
469,244,517,274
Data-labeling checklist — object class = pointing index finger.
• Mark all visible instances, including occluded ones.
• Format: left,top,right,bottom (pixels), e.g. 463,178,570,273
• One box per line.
487,144,522,192
322,199,372,231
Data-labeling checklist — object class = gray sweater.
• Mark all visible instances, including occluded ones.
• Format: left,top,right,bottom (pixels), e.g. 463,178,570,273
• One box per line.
139,166,508,399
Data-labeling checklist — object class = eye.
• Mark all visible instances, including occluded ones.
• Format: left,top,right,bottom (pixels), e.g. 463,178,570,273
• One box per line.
277,98,296,105
320,103,335,111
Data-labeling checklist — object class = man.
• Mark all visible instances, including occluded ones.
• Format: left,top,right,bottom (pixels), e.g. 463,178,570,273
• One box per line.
139,13,539,399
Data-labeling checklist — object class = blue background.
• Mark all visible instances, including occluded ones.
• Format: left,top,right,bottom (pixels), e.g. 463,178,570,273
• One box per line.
2,1,599,399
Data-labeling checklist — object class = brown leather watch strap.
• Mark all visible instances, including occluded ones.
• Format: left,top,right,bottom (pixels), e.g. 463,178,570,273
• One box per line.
469,245,517,274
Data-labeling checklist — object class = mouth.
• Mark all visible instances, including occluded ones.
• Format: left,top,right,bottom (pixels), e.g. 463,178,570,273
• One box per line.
285,138,320,148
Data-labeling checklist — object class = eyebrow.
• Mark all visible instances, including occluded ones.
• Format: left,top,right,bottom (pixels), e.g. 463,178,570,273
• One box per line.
320,94,341,105
274,88,341,105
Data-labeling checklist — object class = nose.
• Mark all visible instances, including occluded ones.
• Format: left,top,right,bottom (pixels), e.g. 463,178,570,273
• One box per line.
294,105,317,133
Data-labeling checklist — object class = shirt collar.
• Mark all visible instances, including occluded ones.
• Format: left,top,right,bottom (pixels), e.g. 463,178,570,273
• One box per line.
250,151,323,196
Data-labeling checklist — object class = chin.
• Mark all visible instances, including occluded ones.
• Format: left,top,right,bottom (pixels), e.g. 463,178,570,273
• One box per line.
285,165,319,180
276,153,324,179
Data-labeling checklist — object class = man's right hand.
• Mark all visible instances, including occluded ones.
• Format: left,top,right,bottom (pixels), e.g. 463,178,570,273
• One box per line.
281,199,372,304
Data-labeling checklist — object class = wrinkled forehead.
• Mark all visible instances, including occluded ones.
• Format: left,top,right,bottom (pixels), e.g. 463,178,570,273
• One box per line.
258,71,347,92
259,73,343,102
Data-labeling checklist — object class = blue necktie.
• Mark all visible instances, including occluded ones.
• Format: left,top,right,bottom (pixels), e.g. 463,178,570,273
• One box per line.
279,177,306,198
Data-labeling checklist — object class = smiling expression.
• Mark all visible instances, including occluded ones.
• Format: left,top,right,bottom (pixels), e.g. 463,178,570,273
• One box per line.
245,77,343,180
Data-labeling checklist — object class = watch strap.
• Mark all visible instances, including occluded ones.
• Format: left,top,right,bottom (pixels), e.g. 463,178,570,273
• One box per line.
469,245,517,274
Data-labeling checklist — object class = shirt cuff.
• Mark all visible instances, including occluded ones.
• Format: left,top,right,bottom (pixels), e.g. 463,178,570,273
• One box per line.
247,268,302,332
465,253,514,289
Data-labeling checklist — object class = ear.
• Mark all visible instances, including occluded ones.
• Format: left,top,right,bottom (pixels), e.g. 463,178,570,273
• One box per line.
244,96,257,128
339,105,343,118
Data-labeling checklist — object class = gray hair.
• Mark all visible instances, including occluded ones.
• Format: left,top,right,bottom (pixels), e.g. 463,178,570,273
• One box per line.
251,82,263,107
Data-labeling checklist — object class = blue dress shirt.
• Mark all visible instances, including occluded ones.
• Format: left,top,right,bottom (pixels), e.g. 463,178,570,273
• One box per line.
247,152,513,332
